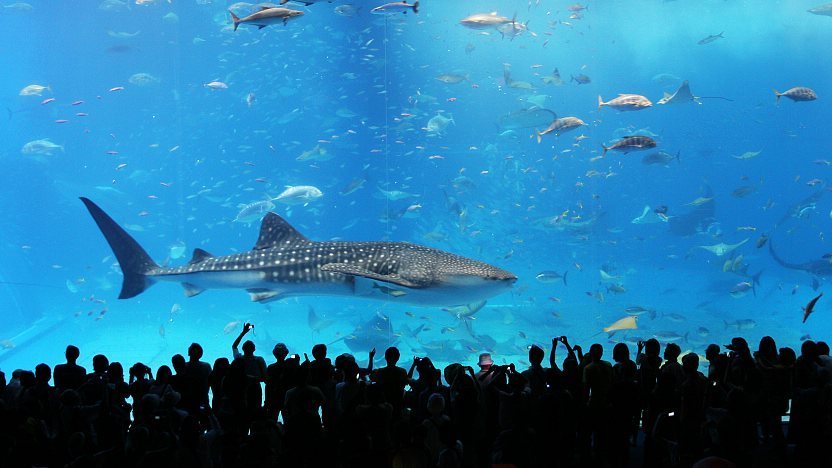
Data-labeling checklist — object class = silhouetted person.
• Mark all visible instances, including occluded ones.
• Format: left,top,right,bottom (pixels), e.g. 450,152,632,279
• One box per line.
583,343,613,464
417,392,447,460
661,343,684,389
181,342,211,414
304,343,335,429
371,346,409,417
265,342,291,421
522,344,548,397
232,322,268,383
170,353,187,397
474,352,495,385
754,336,788,447
283,367,325,466
0,369,5,395
231,323,267,435
725,337,756,391
611,342,639,467
54,345,87,393
679,353,707,463
128,362,153,418
208,357,229,411
356,381,394,465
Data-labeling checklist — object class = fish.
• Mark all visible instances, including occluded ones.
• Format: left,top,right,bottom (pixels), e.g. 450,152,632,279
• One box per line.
699,238,749,257
21,139,63,156
223,320,242,334
535,270,568,285
598,94,652,111
728,281,757,299
641,150,680,166
697,32,724,45
129,73,160,87
296,145,331,162
607,284,627,294
377,188,418,201
497,20,529,40
733,150,762,160
204,81,228,90
80,198,516,307
19,84,50,96
803,292,823,323
535,117,585,142
274,185,323,205
808,4,832,16
625,306,654,317
499,107,557,130
571,74,591,84
339,177,366,196
228,7,304,31
371,1,418,15
334,4,359,16
234,200,275,224
773,87,817,104
426,113,455,135
603,316,637,333
436,73,468,84
653,331,687,343
503,66,535,90
724,319,756,330
601,136,657,156
443,300,487,320
459,12,514,30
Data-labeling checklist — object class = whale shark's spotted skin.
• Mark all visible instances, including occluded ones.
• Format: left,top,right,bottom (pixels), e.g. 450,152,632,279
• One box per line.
80,198,516,307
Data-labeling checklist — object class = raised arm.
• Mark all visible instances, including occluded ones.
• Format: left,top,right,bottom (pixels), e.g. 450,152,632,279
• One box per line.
232,322,253,358
550,337,559,369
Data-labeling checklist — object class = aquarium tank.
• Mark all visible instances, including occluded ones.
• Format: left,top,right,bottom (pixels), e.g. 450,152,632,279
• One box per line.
0,0,830,377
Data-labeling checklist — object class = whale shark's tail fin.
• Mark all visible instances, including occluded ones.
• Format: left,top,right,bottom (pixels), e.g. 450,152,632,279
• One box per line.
80,197,159,299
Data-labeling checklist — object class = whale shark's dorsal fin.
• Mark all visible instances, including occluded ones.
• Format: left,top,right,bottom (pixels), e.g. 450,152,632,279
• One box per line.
254,212,311,250
189,248,214,265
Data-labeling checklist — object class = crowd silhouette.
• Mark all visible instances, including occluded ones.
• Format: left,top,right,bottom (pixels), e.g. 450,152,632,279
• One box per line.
1,322,830,467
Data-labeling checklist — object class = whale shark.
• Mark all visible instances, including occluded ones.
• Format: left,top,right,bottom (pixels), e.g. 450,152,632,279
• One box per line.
80,198,516,307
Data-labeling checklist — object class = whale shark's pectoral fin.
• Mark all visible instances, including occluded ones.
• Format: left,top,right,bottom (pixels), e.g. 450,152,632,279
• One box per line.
320,263,424,288
247,288,284,303
182,283,205,297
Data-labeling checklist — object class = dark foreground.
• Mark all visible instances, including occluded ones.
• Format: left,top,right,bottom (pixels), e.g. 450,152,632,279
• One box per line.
1,324,829,467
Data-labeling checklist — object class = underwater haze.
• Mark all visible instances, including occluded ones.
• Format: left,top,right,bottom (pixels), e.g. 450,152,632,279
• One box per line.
1,0,831,373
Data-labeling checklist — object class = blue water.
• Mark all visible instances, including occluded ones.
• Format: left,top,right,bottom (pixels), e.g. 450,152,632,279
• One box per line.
1,0,830,373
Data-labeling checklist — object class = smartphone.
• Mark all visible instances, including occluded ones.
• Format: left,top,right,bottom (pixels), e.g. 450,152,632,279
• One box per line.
291,354,299,359
668,412,675,417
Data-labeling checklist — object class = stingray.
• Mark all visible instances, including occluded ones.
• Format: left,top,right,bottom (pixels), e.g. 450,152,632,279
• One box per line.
307,305,335,333
699,238,749,257
657,80,733,105
669,187,717,236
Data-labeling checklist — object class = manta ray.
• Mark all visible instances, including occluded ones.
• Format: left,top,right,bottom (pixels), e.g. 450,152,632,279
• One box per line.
80,198,516,307
699,238,749,257
769,240,832,277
